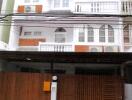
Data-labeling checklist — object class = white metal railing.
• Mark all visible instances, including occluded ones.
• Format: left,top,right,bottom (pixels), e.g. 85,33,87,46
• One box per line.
0,41,8,50
75,1,119,14
74,1,132,15
121,1,132,15
39,42,74,52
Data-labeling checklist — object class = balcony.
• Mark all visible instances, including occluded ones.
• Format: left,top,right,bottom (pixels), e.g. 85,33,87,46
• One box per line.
39,42,74,52
0,41,8,50
38,42,119,52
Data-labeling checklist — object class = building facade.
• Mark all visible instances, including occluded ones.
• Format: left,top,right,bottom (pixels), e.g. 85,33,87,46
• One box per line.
1,1,132,100
7,0,132,52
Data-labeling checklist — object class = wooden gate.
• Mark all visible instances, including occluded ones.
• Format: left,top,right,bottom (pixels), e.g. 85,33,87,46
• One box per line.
0,72,52,100
58,75,123,100
0,72,123,100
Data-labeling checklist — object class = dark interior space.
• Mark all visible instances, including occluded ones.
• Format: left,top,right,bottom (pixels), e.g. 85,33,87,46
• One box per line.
75,67,121,75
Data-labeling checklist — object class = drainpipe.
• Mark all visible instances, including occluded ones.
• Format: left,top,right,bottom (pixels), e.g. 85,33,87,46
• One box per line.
51,76,58,100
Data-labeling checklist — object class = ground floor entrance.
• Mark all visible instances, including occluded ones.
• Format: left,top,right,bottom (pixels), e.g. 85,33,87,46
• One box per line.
0,72,123,100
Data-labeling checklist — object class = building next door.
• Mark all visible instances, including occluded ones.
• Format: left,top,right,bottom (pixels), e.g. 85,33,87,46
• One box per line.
0,71,123,100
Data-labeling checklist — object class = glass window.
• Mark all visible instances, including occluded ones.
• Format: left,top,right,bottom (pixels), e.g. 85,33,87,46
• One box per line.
25,0,30,3
124,25,130,43
54,0,60,8
99,25,105,42
78,28,85,42
55,33,65,43
108,25,114,42
55,27,66,43
24,32,32,36
34,32,41,36
87,26,94,42
33,0,39,2
63,0,69,7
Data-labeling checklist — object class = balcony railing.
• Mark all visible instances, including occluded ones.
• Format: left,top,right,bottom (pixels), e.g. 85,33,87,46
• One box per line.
75,1,132,15
39,42,74,52
75,1,119,14
0,41,8,50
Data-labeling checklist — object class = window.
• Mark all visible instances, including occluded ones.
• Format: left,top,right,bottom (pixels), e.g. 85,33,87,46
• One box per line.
54,0,60,8
25,6,31,12
78,27,85,42
124,25,130,43
55,33,65,43
63,0,69,7
108,25,114,42
54,0,69,8
24,32,32,36
99,25,114,43
34,32,42,36
87,26,94,42
55,27,66,43
33,0,39,2
24,5,35,13
99,25,105,42
91,2,100,13
25,0,30,3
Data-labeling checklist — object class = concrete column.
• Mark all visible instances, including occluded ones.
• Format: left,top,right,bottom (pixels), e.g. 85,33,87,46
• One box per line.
125,84,132,100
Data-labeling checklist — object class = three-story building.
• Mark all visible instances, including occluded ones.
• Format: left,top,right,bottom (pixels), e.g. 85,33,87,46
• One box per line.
8,0,132,52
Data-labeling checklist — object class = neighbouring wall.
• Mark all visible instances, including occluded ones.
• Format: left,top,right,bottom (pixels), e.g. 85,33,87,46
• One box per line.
0,0,15,43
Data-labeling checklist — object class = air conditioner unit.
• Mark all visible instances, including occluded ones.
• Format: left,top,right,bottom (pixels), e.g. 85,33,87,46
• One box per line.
104,46,118,52
89,46,102,52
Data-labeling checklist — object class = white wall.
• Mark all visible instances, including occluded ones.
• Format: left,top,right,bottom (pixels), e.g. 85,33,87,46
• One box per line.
8,23,20,50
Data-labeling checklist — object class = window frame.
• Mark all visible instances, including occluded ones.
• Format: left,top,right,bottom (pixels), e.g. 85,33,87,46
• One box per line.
78,27,85,42
108,25,114,43
99,25,106,42
99,25,115,43
87,26,94,42
123,25,131,44
53,0,69,9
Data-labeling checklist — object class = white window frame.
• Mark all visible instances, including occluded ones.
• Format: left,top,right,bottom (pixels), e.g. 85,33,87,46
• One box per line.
78,27,85,42
34,31,42,36
23,32,32,36
123,25,132,44
99,25,115,43
108,25,114,43
87,26,94,42
33,0,39,2
78,25,94,43
99,25,106,42
25,0,30,3
52,0,69,9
